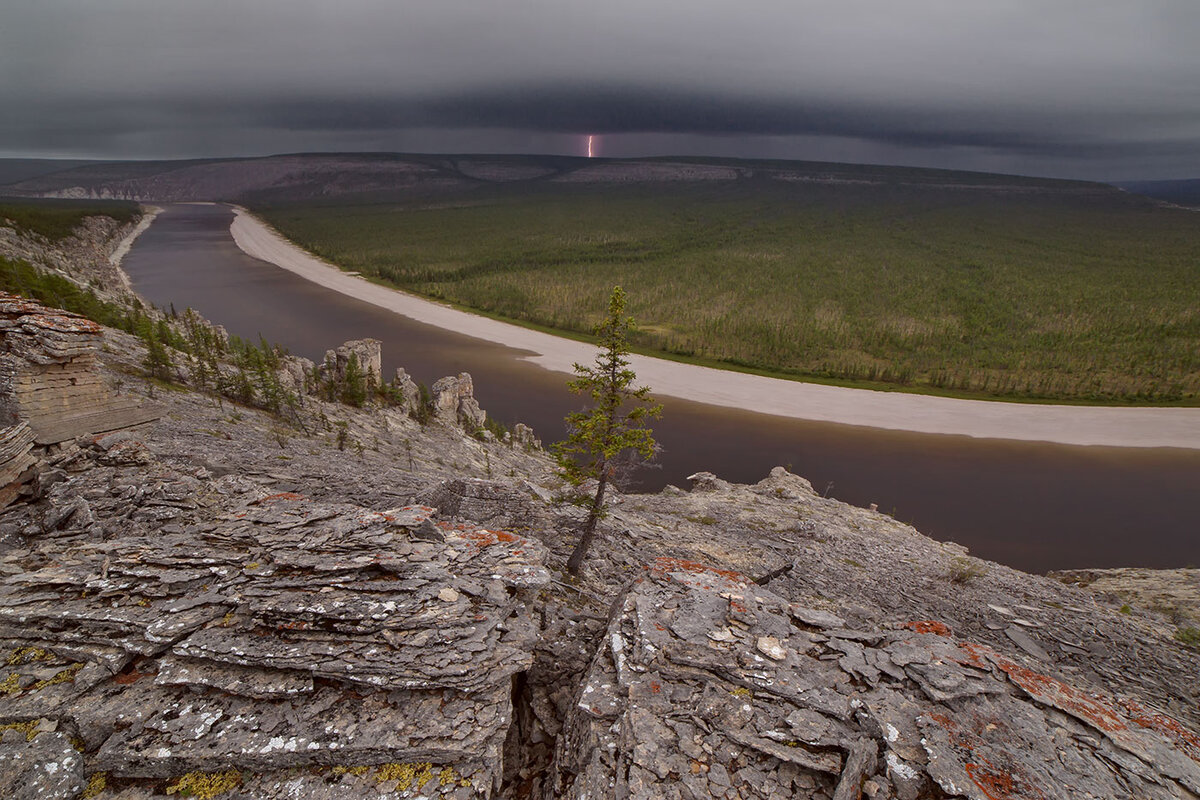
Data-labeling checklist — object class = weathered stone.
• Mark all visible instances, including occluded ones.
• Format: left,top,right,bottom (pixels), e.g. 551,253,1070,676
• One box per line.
333,338,382,383
0,294,159,444
511,422,541,449
547,556,1200,800
0,243,1194,800
0,423,36,508
790,604,847,630
686,471,731,492
393,366,421,413
0,728,85,800
416,477,549,533
432,372,486,429
0,450,549,794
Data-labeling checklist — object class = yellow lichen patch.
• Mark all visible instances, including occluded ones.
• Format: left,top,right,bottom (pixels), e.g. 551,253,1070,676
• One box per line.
81,772,109,799
376,762,434,791
32,662,83,690
437,765,472,788
731,687,753,698
217,611,235,628
244,562,260,571
164,770,242,799
0,673,21,695
0,720,41,742
6,647,55,666
331,765,370,776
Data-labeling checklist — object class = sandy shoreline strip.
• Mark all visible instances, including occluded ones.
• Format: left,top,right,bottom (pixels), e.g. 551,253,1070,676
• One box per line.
227,205,1200,450
109,205,162,271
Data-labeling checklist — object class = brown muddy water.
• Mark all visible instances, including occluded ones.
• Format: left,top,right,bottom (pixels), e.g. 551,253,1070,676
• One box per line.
121,204,1200,573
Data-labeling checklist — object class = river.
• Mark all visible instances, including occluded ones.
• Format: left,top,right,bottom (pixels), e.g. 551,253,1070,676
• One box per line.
120,203,1200,573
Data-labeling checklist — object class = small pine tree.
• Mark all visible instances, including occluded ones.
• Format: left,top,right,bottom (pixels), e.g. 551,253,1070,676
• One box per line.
142,327,173,381
554,286,661,575
341,352,367,407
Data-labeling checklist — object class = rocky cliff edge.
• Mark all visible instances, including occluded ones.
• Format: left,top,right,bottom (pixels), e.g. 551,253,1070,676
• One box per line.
0,211,1197,800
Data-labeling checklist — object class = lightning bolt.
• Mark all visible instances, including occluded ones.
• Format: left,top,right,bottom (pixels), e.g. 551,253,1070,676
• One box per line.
587,134,594,158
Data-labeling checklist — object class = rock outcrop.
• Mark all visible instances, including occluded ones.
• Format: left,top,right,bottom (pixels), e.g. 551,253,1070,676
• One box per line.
1051,568,1200,632
324,338,383,385
0,435,550,798
549,559,1200,799
0,295,160,447
433,372,487,430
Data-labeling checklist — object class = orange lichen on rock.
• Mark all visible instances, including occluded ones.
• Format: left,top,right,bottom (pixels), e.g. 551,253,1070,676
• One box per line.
992,654,1126,734
254,492,306,505
113,664,154,685
459,528,520,548
904,620,953,637
953,641,994,670
650,558,748,592
1120,699,1200,762
965,759,1048,800
927,712,1049,800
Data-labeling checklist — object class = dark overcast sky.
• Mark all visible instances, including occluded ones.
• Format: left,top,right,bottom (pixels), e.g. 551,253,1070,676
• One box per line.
2,1,1198,180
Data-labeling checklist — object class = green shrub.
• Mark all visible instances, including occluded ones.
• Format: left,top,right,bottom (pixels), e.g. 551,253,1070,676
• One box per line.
1175,627,1200,648
948,556,987,584
0,255,145,334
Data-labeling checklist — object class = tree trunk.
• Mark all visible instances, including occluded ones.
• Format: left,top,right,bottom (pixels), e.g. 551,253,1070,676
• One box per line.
566,473,607,575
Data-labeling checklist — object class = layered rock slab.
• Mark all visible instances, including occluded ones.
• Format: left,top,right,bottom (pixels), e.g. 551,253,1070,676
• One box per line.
549,558,1200,800
0,445,550,797
0,294,159,445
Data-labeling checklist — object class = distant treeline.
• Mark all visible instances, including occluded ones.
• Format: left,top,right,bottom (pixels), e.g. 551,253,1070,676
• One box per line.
259,181,1200,405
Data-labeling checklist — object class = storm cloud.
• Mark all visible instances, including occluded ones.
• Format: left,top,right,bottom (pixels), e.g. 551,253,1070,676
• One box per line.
2,0,1199,179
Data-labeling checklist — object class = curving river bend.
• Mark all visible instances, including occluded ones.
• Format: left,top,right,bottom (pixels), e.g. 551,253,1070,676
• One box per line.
120,203,1200,573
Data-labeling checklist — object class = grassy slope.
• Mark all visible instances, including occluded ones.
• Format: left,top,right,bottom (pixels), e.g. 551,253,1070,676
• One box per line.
254,177,1198,404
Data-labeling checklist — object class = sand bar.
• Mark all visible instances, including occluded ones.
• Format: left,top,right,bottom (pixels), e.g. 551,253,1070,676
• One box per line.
228,205,1200,450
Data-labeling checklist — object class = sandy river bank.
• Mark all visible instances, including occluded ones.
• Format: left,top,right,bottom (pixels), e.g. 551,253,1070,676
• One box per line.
227,205,1200,450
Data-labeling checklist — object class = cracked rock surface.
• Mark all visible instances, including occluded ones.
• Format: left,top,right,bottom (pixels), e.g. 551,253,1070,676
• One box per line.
0,436,548,798
549,560,1200,800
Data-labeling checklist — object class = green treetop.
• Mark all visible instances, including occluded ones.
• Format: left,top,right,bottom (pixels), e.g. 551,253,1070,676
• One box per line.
554,286,662,575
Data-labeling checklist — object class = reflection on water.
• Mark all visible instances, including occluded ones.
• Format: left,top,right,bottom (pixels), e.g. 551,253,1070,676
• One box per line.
120,204,1200,573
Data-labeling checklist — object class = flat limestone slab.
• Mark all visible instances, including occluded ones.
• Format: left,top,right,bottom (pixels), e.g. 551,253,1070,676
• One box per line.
29,401,163,445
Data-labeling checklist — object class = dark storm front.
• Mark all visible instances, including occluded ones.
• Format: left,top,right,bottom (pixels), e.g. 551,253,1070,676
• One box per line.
120,204,1200,573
